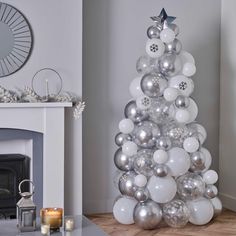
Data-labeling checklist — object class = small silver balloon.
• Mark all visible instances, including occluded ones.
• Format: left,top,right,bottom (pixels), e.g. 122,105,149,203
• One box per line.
147,25,160,39
134,188,149,202
114,148,134,171
148,97,175,124
115,132,132,146
133,149,154,177
156,136,172,150
141,73,167,98
133,200,162,229
190,151,206,167
163,200,189,228
177,172,205,200
118,171,137,197
159,53,182,77
168,24,179,36
165,39,182,54
205,185,218,199
124,100,149,123
133,121,161,148
175,95,190,108
153,164,169,177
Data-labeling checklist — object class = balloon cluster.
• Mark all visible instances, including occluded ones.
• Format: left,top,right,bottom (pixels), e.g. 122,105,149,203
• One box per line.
113,8,222,230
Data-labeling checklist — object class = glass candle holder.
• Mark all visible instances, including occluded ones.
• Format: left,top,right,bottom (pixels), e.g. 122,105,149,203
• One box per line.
64,217,75,231
40,208,63,231
41,224,50,235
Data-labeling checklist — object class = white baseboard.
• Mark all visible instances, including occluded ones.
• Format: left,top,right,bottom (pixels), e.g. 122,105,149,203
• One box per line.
219,192,236,212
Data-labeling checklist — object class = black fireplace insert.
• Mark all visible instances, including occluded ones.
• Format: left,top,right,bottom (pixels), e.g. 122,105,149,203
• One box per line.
0,154,30,219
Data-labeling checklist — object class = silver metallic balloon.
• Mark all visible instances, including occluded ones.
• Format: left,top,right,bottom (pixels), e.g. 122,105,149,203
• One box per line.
148,97,175,124
159,53,182,77
133,200,162,229
141,73,167,98
134,188,149,202
133,149,154,177
168,24,180,36
114,148,134,171
177,173,205,200
118,171,137,197
147,25,160,39
136,55,158,74
115,132,132,146
153,164,169,177
156,136,172,150
163,200,189,228
133,121,161,148
124,100,149,123
165,39,182,54
190,151,205,167
205,185,218,199
175,95,190,108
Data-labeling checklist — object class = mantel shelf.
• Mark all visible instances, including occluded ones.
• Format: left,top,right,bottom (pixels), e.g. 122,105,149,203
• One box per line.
0,102,73,108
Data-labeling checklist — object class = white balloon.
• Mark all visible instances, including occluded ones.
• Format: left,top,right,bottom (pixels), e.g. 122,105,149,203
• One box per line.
119,119,134,134
166,147,190,177
134,174,147,187
129,77,144,98
186,98,198,123
203,170,218,185
168,75,194,97
163,87,179,102
146,39,165,58
147,175,177,203
136,95,151,110
175,109,190,123
122,141,138,156
179,50,195,65
210,197,222,218
113,197,137,224
183,137,199,153
153,150,169,164
201,148,212,172
160,28,175,43
187,198,214,225
182,63,196,77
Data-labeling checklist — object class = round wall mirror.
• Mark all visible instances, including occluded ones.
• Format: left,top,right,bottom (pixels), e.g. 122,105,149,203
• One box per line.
0,3,33,77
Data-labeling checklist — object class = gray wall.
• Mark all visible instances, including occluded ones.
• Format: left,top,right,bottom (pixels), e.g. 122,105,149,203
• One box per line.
83,0,221,213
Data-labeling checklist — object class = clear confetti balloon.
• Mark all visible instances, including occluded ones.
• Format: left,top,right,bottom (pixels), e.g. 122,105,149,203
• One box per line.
136,55,157,74
114,148,134,171
118,171,137,197
177,172,205,200
133,149,154,177
134,200,162,229
148,97,175,124
163,200,190,228
159,53,182,77
133,121,161,148
124,100,149,123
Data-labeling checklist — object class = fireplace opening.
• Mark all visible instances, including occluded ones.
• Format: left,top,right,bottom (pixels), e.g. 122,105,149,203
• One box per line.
0,154,30,219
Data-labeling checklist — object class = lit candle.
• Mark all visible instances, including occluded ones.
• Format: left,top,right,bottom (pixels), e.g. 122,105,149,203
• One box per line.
65,218,74,231
41,224,50,235
40,208,63,231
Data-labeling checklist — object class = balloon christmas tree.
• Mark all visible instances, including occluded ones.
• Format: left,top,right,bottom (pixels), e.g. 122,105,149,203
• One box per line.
113,8,222,230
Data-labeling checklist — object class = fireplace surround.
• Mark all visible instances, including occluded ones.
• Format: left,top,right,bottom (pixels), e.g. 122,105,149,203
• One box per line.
0,102,72,216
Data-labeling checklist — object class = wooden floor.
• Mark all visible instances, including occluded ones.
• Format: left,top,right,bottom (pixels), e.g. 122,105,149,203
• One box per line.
88,209,236,236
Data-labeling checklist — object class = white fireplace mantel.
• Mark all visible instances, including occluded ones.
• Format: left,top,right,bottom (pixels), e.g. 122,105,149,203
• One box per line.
0,102,72,208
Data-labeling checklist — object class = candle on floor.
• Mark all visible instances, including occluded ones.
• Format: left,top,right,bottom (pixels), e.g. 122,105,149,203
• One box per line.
65,218,75,231
41,224,50,235
40,208,63,231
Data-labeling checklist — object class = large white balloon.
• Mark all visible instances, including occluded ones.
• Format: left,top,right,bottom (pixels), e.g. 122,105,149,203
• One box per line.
203,170,218,185
182,62,196,77
146,38,165,58
113,197,138,224
129,77,144,98
210,197,222,218
187,197,214,225
201,148,212,172
186,98,198,123
119,119,134,134
179,50,195,65
166,147,190,177
175,109,190,123
168,75,194,97
147,175,177,203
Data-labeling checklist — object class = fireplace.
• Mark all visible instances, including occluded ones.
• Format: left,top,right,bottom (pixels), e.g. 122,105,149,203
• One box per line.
0,154,30,219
